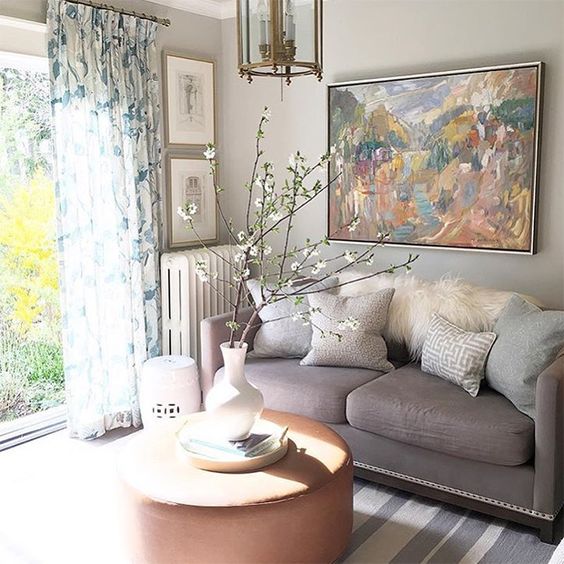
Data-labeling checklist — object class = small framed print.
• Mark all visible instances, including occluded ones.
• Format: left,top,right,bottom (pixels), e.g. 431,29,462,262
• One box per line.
166,155,218,249
163,52,215,148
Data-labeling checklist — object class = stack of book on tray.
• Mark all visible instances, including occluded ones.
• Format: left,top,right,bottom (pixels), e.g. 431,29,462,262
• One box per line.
179,425,289,460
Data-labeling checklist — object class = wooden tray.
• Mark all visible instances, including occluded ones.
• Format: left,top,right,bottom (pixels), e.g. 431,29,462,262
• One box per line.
176,415,288,473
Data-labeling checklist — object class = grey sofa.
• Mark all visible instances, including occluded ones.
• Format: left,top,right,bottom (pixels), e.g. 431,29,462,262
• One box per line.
201,307,564,543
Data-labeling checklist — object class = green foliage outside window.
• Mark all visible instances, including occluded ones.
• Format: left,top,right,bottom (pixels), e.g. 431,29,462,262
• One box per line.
0,66,64,422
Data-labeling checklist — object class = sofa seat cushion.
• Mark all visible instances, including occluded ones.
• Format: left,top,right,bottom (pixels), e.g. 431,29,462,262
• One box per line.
346,364,535,466
215,357,383,424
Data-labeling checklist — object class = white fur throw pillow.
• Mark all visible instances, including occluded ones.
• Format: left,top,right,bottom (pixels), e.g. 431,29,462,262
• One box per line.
337,272,541,360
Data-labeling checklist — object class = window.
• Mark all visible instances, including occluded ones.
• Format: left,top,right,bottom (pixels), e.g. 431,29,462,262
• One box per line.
0,40,66,446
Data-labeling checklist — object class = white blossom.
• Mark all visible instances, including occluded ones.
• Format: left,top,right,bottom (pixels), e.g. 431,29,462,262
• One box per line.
195,260,209,282
249,245,258,257
269,211,283,222
344,250,357,263
263,245,272,256
283,279,294,289
366,256,374,266
204,146,216,160
303,247,319,258
338,316,360,331
237,231,246,241
234,252,245,263
288,153,297,169
234,268,250,282
291,261,300,272
348,217,360,232
255,178,264,189
187,202,198,215
311,259,327,275
255,197,263,208
303,247,320,258
177,207,191,222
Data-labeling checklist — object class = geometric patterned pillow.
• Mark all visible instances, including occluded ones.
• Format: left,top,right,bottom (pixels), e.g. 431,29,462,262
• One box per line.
421,313,497,397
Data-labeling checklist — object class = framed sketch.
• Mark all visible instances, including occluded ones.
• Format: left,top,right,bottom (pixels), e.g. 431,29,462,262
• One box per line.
166,155,218,249
163,52,215,148
327,62,543,254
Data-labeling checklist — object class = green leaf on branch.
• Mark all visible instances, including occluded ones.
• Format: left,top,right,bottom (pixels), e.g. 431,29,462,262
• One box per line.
226,321,241,332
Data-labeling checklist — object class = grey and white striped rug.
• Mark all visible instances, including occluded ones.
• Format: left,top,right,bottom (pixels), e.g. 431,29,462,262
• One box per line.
343,479,556,564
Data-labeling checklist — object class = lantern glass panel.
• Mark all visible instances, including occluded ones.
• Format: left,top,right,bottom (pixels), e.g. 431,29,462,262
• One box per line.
289,0,316,63
239,0,273,66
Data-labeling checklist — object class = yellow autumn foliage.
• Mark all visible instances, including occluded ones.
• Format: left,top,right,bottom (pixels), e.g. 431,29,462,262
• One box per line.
0,171,59,334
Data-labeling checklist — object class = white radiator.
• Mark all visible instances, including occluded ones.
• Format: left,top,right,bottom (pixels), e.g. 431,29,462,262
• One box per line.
161,245,241,365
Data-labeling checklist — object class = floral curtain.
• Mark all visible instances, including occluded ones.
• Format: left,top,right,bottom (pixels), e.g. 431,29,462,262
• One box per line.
47,0,161,439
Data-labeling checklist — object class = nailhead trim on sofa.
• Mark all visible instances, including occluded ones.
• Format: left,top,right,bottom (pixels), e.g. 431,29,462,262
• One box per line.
353,461,555,521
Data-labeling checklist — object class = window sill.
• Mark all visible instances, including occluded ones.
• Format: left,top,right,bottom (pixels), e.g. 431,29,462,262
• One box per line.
0,405,66,451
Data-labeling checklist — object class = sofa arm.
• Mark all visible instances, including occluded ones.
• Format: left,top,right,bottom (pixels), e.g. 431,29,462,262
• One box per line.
200,307,259,400
533,351,564,516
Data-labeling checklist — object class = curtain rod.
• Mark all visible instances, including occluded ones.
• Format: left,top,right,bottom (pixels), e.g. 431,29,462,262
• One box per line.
63,0,171,27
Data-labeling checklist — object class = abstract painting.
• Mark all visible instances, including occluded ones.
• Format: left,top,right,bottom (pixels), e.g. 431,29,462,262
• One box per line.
163,53,215,148
328,63,543,253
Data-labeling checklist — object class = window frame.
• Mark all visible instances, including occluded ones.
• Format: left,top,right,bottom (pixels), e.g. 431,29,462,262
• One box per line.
0,15,67,450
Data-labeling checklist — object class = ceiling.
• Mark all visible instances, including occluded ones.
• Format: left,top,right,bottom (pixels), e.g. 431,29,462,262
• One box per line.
150,0,236,20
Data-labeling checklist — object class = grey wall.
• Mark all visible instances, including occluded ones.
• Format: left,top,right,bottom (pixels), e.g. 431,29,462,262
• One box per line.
0,0,223,248
2,0,563,307
220,0,564,309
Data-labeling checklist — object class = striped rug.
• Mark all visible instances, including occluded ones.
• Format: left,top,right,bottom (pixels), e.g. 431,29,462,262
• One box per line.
343,479,557,564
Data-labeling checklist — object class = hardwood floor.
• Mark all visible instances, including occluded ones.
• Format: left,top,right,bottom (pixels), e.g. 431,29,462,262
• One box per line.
0,427,136,564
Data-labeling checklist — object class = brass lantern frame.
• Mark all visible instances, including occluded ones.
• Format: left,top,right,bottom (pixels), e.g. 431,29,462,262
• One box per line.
237,0,323,84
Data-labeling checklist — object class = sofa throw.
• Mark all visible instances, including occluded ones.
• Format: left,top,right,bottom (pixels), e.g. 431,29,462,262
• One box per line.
486,294,564,419
247,277,338,358
337,272,541,360
421,314,497,397
300,289,395,372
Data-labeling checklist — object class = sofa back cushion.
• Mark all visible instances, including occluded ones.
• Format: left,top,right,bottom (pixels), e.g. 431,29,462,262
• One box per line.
486,294,564,419
247,277,337,359
337,272,540,360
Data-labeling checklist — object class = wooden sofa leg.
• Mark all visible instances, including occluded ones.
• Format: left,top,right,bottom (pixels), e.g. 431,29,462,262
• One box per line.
539,521,555,544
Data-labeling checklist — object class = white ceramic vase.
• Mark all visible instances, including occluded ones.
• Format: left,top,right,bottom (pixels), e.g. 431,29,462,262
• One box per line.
204,342,264,440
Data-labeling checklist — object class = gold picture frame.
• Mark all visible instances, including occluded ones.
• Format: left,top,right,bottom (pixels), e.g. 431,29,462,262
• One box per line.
165,154,219,249
162,52,216,148
327,62,543,254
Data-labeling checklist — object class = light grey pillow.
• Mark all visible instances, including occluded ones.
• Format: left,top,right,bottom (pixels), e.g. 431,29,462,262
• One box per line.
421,314,497,397
247,277,338,358
486,294,564,419
300,289,395,371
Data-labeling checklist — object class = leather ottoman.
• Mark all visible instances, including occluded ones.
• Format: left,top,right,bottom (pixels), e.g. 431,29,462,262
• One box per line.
118,410,353,564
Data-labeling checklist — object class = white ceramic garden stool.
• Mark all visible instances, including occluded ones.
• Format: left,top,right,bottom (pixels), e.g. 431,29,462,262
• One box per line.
139,356,201,429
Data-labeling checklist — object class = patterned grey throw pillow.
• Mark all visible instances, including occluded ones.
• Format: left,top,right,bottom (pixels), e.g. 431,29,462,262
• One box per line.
300,289,395,372
486,294,564,419
421,314,497,397
247,277,338,358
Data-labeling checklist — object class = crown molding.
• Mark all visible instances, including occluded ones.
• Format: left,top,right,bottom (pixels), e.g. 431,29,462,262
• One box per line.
0,15,47,32
152,0,236,20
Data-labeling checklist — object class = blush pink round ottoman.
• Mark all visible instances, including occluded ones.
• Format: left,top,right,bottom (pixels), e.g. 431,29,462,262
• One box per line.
118,410,353,564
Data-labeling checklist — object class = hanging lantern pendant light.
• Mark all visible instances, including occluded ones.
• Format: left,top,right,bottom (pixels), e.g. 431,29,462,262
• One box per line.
237,0,323,85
